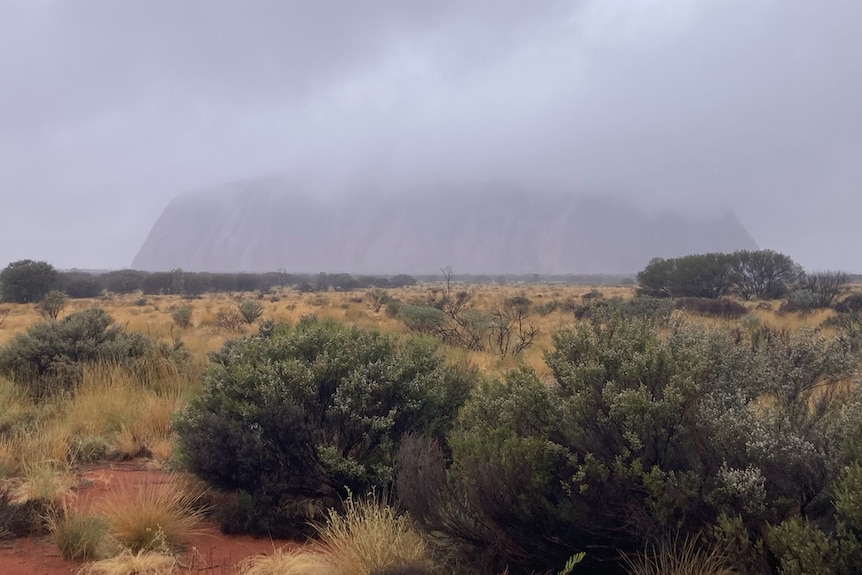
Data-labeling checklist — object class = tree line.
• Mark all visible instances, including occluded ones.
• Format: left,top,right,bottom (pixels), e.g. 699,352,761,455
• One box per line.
635,249,851,304
0,260,419,303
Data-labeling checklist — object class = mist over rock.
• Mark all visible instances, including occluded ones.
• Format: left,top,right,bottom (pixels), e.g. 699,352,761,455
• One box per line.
132,178,758,274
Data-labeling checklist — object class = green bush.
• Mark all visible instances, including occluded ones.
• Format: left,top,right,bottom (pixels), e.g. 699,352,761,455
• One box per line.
780,288,820,313
37,290,68,320
397,304,445,334
674,297,748,319
397,315,859,574
171,306,193,328
0,308,187,398
573,296,676,324
174,317,474,537
237,299,264,324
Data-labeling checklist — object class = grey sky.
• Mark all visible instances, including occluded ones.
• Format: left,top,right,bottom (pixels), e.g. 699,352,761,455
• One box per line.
1,0,861,271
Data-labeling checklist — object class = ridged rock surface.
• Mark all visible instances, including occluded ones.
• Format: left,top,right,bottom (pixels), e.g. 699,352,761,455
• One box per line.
132,178,758,274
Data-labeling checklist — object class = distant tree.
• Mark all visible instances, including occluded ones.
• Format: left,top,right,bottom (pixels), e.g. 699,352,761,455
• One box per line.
730,250,801,300
636,258,675,298
234,273,261,293
58,271,102,298
141,272,173,295
326,273,360,291
671,253,736,298
102,269,146,294
637,253,736,299
388,274,418,288
0,260,60,303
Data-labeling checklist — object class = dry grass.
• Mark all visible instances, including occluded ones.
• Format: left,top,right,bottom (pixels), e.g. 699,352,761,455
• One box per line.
48,506,114,560
77,549,177,575
237,547,332,575
51,363,191,462
624,537,737,575
311,493,432,575
238,493,434,575
15,459,76,504
95,475,205,552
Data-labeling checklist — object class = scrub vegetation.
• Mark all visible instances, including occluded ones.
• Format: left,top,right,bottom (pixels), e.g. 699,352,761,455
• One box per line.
0,254,862,574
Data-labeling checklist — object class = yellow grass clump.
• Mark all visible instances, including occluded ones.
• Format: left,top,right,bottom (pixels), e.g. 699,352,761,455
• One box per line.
237,547,332,575
238,492,435,575
77,549,177,575
312,492,433,575
95,475,205,552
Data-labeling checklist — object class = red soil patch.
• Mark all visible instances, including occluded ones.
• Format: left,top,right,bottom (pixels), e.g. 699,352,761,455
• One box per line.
0,460,295,575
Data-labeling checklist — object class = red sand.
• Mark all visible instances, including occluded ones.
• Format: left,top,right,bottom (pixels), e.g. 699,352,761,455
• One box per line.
0,460,295,575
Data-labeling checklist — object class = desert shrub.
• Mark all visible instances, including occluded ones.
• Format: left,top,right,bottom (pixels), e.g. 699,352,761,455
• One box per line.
213,308,246,332
397,304,445,334
366,289,392,313
171,306,193,328
37,289,68,320
762,462,862,575
674,297,747,319
237,299,264,324
175,317,474,537
600,296,676,324
779,289,820,314
835,294,862,315
581,289,603,302
801,271,850,308
384,299,402,318
397,315,859,574
487,296,538,357
0,308,187,398
534,300,560,316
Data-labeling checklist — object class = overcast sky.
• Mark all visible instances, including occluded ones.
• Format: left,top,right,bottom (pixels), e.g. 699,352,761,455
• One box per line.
1,0,861,271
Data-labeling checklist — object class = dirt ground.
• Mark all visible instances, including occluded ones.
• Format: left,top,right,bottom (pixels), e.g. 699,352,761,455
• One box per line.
0,460,294,575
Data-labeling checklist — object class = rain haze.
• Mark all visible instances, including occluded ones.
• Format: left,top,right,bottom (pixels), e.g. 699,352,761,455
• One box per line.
1,0,861,272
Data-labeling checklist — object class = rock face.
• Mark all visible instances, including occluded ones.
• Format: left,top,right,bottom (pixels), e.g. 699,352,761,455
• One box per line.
132,177,758,274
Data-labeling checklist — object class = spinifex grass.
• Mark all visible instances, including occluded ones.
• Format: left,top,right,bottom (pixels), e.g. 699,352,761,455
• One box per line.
77,549,177,575
237,548,331,575
47,506,114,560
95,475,205,552
239,492,434,575
312,492,432,575
624,537,737,575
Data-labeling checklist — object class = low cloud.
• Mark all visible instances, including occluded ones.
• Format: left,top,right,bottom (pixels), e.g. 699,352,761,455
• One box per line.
1,0,860,270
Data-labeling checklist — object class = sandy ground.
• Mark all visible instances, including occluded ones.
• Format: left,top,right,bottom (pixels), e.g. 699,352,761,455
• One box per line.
0,460,294,575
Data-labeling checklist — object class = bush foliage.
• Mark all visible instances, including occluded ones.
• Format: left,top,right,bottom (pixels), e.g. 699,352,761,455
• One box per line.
396,314,862,574
175,317,474,537
0,308,187,398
